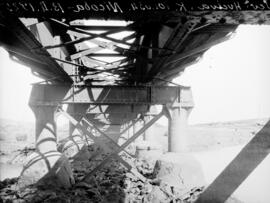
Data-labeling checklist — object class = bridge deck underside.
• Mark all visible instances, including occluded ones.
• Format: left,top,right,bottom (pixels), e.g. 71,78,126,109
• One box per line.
0,11,250,85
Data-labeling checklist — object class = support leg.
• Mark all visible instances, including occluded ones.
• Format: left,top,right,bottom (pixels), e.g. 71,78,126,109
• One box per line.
165,86,194,153
18,105,74,189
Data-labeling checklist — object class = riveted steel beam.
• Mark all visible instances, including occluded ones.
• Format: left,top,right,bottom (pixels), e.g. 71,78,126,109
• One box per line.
84,105,158,115
29,84,193,106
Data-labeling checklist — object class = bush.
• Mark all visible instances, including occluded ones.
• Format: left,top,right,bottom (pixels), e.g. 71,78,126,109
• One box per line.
15,134,27,142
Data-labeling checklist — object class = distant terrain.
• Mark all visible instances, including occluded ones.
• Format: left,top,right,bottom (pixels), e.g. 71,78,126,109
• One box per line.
142,118,269,152
187,118,268,151
0,118,72,152
0,117,268,155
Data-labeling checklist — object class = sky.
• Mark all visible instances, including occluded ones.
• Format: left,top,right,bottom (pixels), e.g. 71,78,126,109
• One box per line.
0,25,270,124
174,25,270,124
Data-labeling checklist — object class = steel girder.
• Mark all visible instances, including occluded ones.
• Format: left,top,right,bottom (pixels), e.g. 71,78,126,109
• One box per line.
29,84,194,107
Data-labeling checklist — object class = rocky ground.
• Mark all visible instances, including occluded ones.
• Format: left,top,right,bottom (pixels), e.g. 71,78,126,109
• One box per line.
0,118,268,203
0,146,205,203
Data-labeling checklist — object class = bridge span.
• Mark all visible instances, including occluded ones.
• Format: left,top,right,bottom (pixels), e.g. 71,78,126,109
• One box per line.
0,2,270,202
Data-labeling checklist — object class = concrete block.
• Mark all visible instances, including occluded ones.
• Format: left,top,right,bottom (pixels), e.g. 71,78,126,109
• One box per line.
153,152,206,193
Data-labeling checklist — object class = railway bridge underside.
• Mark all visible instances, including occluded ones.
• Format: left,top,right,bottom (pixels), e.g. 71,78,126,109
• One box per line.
1,7,270,202
24,84,193,188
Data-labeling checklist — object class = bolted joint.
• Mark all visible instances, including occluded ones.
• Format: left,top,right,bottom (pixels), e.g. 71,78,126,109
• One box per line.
163,86,194,120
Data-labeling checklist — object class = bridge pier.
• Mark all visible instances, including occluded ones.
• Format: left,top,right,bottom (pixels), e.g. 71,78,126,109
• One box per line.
24,84,193,182
167,87,194,152
18,105,74,189
168,106,191,152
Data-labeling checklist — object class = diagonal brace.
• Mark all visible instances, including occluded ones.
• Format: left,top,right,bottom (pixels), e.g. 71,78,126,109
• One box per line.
196,120,270,203
59,108,141,180
82,109,164,182
81,117,135,158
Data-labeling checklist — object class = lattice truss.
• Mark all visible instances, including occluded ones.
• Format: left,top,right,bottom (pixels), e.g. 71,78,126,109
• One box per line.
3,11,270,85
16,13,242,85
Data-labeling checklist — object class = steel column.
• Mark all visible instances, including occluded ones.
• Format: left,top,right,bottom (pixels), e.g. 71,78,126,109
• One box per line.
32,105,58,153
17,86,74,188
18,105,74,188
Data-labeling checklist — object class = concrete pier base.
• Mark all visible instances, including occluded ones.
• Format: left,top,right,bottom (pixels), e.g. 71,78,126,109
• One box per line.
167,86,194,153
168,107,191,152
153,153,206,193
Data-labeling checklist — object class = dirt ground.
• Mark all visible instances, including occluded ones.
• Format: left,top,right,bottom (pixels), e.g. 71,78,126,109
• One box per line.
0,117,268,179
0,117,269,202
